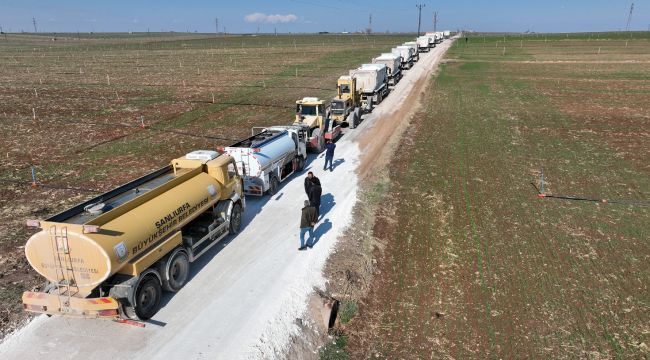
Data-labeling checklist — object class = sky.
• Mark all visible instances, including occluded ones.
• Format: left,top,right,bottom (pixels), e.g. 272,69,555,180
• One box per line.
1,0,649,34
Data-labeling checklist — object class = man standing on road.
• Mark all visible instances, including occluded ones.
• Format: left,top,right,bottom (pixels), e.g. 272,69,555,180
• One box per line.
323,140,336,172
299,200,317,250
304,171,321,196
308,180,323,219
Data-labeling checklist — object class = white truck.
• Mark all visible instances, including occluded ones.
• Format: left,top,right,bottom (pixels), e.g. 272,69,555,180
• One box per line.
404,41,420,62
444,30,451,39
392,46,414,70
372,53,402,85
349,63,389,110
223,124,308,196
425,32,437,48
417,36,431,52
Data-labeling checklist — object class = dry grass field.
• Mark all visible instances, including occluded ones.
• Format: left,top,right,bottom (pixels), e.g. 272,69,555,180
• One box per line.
342,32,650,359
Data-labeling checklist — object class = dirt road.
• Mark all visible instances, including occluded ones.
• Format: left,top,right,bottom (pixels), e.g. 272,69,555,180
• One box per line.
0,39,454,359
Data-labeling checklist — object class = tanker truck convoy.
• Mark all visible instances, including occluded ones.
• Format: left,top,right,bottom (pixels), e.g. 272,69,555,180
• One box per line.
349,63,389,111
372,53,402,86
223,124,308,196
23,150,245,321
392,46,414,70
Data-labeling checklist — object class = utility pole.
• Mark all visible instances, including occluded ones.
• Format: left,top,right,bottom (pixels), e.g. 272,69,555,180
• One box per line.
626,2,634,31
32,17,38,33
416,4,425,36
215,18,218,35
433,11,438,32
368,13,372,34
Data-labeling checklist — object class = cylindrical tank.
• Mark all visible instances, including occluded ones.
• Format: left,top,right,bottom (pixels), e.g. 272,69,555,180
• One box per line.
404,42,419,55
372,53,400,75
350,64,387,93
392,46,413,62
225,131,296,177
25,170,222,288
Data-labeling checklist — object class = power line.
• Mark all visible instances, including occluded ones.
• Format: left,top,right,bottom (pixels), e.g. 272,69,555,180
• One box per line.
416,4,426,36
433,11,438,32
626,2,634,31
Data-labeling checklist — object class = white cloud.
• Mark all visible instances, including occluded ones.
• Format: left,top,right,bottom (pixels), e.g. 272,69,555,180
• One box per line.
244,12,298,24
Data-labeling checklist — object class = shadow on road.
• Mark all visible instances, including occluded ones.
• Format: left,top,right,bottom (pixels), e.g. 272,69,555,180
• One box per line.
310,219,332,248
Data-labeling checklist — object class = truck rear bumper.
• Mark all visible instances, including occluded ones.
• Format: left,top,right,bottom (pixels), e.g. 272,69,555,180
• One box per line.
23,291,120,319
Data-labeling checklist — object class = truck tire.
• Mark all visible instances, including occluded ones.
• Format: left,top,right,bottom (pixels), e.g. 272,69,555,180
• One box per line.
229,203,242,234
312,129,323,152
296,156,305,171
128,275,162,320
354,108,361,127
347,112,356,129
269,175,279,195
162,248,190,292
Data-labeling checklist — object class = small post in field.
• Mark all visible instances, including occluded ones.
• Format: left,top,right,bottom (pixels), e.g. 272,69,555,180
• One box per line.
295,68,298,77
502,47,506,56
598,47,601,54
140,115,145,129
34,88,38,97
106,74,110,85
211,93,215,103
31,166,38,188
32,107,36,120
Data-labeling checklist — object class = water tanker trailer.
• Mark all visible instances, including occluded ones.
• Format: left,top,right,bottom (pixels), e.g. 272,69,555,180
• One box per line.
223,124,308,196
372,53,402,85
23,150,245,321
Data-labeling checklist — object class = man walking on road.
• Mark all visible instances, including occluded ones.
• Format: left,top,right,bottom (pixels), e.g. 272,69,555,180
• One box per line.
308,180,323,219
299,200,317,250
323,140,336,171
304,171,321,196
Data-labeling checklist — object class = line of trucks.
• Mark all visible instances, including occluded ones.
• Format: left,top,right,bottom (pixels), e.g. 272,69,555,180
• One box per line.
21,31,451,322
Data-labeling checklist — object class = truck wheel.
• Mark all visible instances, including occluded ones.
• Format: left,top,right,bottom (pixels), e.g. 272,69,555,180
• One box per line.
162,248,190,292
354,108,361,127
347,112,356,129
312,129,323,152
229,203,242,234
297,156,305,171
129,275,162,320
269,176,279,195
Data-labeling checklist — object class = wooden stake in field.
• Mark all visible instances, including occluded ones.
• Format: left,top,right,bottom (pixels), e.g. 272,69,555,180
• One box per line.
106,74,111,85
598,47,601,54
140,115,146,129
212,93,215,103
34,89,38,97
503,47,506,56
32,107,36,120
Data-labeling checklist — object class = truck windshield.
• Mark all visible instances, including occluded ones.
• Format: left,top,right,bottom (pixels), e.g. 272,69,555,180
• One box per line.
340,84,350,94
331,101,345,114
299,105,317,116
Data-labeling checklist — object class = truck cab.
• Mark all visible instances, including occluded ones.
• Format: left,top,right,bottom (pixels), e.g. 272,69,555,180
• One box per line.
331,76,362,129
294,97,341,152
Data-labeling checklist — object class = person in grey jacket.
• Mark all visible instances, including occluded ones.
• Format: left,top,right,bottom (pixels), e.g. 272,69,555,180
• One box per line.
299,200,317,250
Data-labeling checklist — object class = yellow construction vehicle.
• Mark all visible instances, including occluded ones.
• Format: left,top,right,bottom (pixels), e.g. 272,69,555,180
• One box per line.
294,97,341,152
23,150,245,321
330,76,363,129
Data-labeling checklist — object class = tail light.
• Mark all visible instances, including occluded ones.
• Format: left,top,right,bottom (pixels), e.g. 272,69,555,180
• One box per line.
26,220,41,228
24,304,47,312
83,225,101,233
98,309,119,317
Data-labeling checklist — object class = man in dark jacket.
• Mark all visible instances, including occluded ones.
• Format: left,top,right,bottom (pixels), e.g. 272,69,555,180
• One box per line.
323,140,336,171
308,181,323,219
304,171,321,196
299,200,317,250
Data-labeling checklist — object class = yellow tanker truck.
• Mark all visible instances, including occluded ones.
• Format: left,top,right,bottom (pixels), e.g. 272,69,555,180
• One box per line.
22,150,245,321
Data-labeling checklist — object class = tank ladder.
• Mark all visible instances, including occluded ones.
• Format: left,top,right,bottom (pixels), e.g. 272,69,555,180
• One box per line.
49,225,80,311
